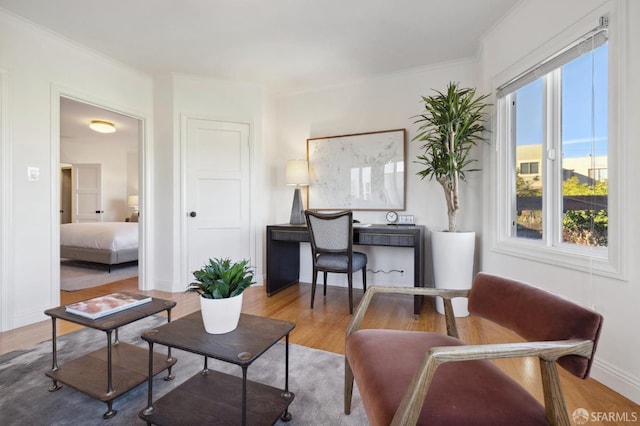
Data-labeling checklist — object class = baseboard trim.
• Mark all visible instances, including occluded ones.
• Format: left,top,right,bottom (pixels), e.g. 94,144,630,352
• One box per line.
591,358,640,405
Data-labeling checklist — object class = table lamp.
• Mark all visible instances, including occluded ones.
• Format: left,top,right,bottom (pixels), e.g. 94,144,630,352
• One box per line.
127,195,139,222
285,160,309,225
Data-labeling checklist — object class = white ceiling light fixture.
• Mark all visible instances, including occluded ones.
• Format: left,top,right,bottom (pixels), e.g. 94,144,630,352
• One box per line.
89,120,116,133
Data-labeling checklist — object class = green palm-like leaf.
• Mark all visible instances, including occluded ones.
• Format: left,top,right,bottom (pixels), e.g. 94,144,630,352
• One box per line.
411,82,490,231
186,257,255,299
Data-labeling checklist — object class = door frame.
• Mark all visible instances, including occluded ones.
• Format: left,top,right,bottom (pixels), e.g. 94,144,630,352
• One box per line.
50,86,152,299
179,114,256,290
0,68,10,331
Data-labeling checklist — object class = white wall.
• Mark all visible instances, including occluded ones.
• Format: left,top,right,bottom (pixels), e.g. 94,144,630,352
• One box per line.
273,60,481,287
152,73,272,292
60,139,138,222
0,10,153,330
480,0,640,404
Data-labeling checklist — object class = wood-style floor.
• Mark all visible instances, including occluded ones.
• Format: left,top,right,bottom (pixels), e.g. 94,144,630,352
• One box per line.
1,278,638,420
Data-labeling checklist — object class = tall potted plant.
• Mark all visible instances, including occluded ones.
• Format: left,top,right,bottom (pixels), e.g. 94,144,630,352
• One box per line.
186,257,254,334
412,82,489,316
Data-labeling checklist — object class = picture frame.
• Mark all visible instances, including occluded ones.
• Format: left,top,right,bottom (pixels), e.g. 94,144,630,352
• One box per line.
307,129,405,210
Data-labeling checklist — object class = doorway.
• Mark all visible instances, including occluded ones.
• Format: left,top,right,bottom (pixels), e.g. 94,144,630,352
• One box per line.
58,96,142,291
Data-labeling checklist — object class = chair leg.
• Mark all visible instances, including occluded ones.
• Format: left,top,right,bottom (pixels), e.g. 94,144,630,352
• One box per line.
348,271,354,315
311,269,318,309
344,356,355,415
362,266,367,292
323,271,328,296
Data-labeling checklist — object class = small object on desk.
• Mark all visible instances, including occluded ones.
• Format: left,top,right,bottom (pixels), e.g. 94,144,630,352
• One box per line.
65,292,152,319
385,211,398,224
353,223,372,227
397,214,415,225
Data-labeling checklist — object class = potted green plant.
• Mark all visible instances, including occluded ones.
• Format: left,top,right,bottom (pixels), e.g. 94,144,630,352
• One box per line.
186,257,254,334
412,82,490,317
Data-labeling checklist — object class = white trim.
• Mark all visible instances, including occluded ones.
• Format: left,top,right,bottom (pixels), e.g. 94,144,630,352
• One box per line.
490,1,626,280
591,357,640,406
49,85,152,294
0,68,13,331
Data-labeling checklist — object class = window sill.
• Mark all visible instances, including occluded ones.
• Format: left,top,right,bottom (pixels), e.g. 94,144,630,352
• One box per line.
491,238,625,281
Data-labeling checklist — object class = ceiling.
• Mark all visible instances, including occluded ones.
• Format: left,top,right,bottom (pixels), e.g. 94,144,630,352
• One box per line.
3,0,521,143
0,0,521,95
60,97,140,149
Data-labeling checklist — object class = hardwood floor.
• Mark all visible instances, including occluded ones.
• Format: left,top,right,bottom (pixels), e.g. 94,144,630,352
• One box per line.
1,278,638,420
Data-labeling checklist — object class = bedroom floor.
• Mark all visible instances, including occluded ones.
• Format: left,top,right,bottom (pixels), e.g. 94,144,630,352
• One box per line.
60,259,138,291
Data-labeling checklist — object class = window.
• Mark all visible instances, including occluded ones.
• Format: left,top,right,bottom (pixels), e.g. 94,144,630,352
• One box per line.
494,12,623,276
519,162,539,175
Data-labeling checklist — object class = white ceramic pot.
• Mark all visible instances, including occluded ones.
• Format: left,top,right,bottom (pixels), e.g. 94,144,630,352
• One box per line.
200,293,243,334
431,230,475,317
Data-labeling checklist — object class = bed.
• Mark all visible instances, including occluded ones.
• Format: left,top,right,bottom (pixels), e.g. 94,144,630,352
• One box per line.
60,222,138,269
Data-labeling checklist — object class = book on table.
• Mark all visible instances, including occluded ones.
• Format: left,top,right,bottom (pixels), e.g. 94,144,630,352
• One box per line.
65,292,152,319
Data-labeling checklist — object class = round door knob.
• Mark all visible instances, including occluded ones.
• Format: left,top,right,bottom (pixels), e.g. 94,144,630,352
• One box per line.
189,211,197,217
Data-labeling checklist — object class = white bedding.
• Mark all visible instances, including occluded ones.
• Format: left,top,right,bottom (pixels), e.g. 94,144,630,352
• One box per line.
60,222,138,251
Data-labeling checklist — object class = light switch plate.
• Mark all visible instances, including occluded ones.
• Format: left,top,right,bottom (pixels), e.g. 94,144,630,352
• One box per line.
27,166,40,181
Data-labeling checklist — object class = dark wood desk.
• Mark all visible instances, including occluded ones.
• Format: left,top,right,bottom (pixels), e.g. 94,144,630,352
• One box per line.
266,223,426,314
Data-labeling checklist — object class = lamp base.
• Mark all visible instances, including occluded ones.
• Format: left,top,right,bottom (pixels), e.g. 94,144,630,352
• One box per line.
289,187,305,225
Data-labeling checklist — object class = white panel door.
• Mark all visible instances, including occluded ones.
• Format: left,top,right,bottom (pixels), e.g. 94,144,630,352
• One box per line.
71,164,103,222
186,119,251,279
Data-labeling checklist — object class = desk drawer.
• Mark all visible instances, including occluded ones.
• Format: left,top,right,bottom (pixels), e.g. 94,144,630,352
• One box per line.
357,233,414,247
270,229,310,242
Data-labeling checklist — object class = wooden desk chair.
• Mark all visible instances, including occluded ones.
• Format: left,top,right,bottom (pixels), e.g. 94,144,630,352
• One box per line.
304,210,367,314
344,272,603,425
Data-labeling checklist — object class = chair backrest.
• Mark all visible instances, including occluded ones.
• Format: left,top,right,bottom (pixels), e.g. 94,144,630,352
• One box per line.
305,210,353,254
468,272,603,379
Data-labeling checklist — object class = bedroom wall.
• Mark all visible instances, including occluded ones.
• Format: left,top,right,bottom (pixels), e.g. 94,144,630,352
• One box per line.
479,0,640,404
60,138,138,222
0,9,153,330
272,59,481,287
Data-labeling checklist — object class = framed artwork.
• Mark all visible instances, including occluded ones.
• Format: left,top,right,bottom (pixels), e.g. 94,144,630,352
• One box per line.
307,129,405,210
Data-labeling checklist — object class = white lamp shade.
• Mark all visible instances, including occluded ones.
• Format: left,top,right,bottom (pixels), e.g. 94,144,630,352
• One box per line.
127,195,139,208
285,160,309,186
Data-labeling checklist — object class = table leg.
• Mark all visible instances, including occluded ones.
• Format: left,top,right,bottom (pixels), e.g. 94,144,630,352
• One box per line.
165,308,175,381
242,366,248,426
48,317,62,392
202,356,209,375
280,334,293,421
142,341,155,416
103,329,117,419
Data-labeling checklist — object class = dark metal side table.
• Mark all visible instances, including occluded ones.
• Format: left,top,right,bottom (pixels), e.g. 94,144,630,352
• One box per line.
44,296,177,419
139,312,296,426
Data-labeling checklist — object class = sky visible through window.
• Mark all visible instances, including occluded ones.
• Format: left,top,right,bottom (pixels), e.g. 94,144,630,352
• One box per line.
516,44,608,159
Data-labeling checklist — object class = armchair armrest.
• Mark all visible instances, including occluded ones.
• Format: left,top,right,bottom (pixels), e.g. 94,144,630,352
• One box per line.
346,286,470,340
391,339,595,426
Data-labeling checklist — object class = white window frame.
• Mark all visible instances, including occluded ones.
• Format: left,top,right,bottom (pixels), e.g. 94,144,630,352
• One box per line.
491,1,627,280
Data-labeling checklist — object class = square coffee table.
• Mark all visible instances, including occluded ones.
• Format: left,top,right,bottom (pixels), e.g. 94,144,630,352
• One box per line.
45,295,177,419
139,312,296,425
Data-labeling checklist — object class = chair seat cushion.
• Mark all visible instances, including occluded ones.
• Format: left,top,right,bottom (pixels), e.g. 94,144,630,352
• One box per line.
346,329,548,426
316,252,367,271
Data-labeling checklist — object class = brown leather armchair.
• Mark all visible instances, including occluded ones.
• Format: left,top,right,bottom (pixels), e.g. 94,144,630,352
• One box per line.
344,272,603,425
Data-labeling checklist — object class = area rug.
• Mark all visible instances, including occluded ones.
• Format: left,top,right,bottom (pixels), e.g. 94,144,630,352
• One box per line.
0,315,367,425
60,259,138,291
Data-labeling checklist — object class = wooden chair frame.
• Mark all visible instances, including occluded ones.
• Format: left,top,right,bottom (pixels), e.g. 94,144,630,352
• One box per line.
344,286,597,426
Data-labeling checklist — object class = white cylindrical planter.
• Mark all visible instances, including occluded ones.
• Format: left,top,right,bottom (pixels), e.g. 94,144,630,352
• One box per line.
431,230,475,317
200,293,243,334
